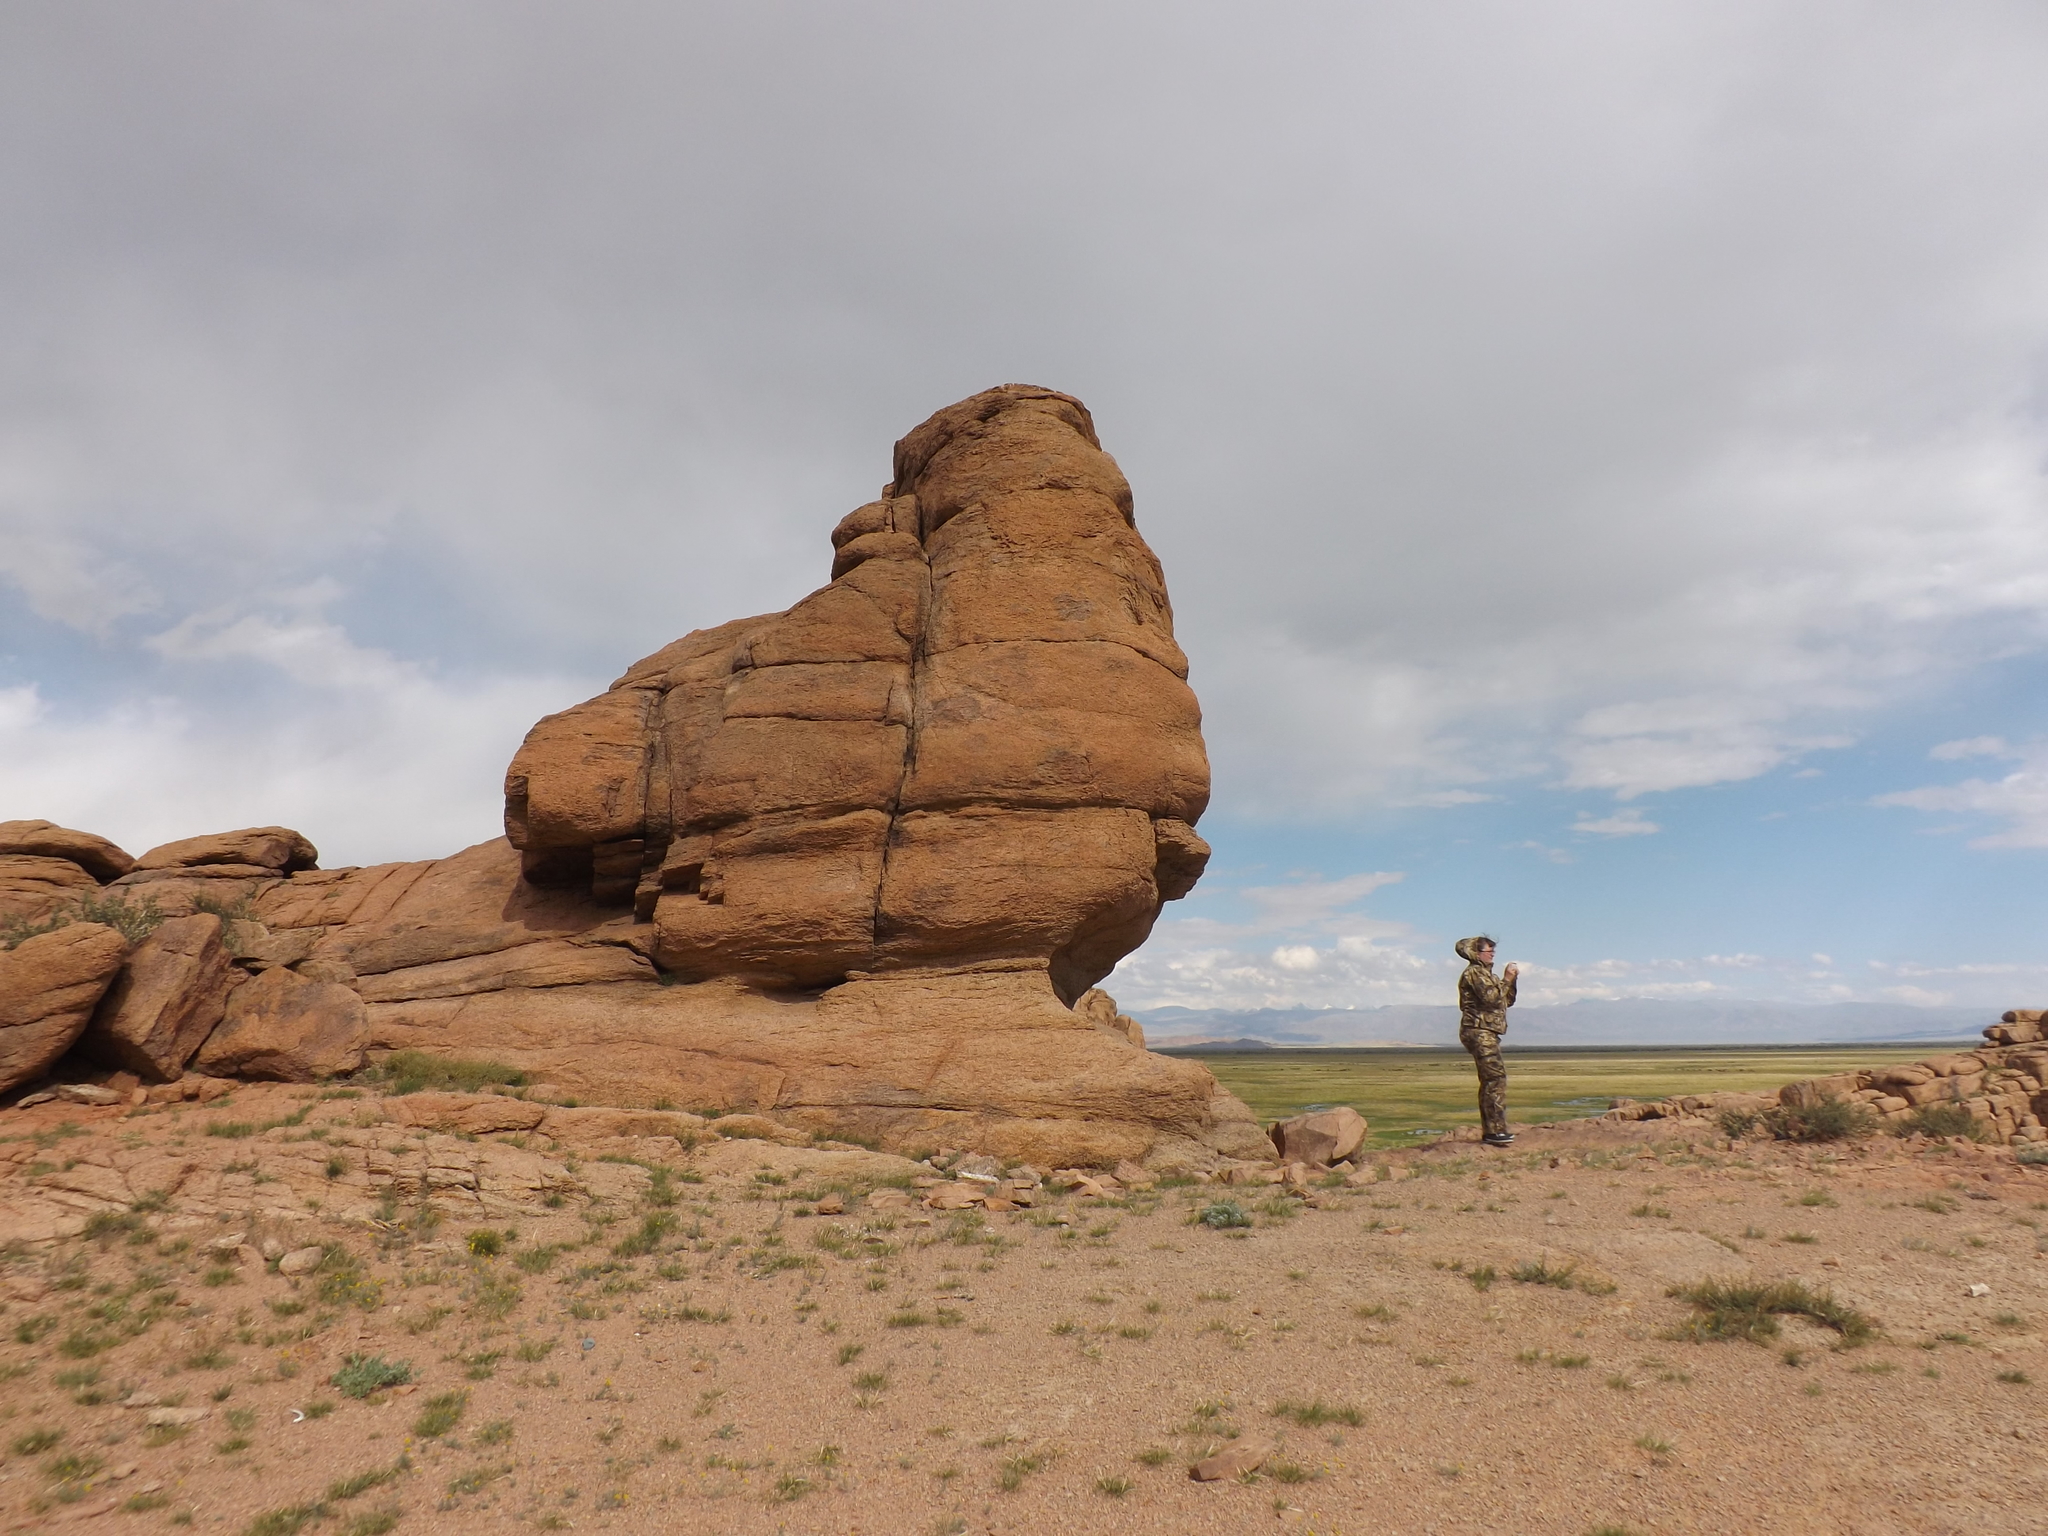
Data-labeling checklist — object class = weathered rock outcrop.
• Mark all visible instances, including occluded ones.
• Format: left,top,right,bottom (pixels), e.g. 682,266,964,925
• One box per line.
0,820,135,927
0,389,1263,1167
1605,1008,2048,1146
0,925,129,1092
0,820,135,884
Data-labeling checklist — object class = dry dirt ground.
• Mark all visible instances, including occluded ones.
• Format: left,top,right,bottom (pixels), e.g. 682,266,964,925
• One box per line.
2,1086,2046,1536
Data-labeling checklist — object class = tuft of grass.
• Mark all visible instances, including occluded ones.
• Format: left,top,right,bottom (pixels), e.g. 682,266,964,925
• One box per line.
1468,1265,1496,1292
465,1229,505,1257
1667,1277,1875,1346
12,1427,63,1454
1510,1258,1578,1289
613,1212,677,1258
998,1450,1055,1491
1271,1398,1364,1427
1997,1369,2031,1385
1196,1201,1253,1230
412,1390,467,1438
1135,1445,1173,1467
1096,1474,1134,1497
1797,1188,1838,1208
330,1354,412,1399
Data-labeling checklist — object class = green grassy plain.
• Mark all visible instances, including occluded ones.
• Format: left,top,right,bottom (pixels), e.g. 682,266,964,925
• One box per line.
1186,1043,1967,1147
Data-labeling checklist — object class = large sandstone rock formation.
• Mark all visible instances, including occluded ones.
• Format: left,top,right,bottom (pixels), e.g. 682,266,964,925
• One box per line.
504,384,1208,1002
0,388,1267,1167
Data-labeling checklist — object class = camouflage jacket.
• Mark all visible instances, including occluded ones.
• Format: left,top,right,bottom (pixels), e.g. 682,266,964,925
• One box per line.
1455,937,1516,1034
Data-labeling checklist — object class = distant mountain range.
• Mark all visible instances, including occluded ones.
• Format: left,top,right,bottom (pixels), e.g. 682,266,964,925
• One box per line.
1137,998,1988,1050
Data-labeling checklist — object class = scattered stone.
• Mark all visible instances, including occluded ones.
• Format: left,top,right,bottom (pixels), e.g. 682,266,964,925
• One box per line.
1191,1441,1272,1481
1967,1283,1992,1298
55,1082,123,1106
1269,1106,1368,1166
1113,1159,1159,1190
814,1192,845,1215
145,1406,209,1427
204,1232,247,1254
278,1245,326,1275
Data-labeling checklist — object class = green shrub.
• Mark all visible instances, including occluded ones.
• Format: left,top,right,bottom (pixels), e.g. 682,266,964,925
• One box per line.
1195,1201,1252,1230
1893,1103,1985,1141
1763,1098,1871,1144
2,891,164,950
330,1354,412,1399
1716,1109,1760,1139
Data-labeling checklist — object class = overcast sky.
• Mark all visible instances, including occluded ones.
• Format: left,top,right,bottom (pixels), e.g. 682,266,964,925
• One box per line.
5,3,2047,1018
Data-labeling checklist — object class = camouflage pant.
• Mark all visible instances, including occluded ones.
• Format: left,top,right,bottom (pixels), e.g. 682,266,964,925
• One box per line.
1460,1027,1508,1138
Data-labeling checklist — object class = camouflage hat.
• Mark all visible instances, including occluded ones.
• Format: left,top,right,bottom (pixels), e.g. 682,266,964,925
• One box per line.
1454,936,1497,963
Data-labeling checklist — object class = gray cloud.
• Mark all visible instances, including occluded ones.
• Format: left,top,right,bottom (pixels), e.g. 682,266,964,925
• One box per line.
3,2,2047,861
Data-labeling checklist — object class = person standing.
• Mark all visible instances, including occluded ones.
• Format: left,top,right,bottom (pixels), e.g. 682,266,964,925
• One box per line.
1455,936,1518,1147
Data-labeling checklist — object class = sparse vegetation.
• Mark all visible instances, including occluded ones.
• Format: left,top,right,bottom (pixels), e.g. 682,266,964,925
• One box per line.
1667,1277,1875,1346
370,1050,529,1096
330,1354,413,1399
1763,1098,1871,1143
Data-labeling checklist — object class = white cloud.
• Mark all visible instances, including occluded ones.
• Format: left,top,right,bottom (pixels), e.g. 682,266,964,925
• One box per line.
1931,736,2011,760
0,599,595,866
1874,741,2048,849
1571,807,1661,838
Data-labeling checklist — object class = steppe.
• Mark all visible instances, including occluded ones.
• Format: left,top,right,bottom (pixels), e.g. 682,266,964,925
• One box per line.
3,1076,2043,1536
1195,1045,1966,1147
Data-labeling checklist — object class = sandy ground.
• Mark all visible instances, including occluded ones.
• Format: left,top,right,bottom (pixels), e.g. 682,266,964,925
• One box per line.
2,1086,2046,1536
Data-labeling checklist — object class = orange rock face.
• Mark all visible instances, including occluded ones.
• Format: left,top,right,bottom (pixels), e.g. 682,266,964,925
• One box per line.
505,385,1210,1003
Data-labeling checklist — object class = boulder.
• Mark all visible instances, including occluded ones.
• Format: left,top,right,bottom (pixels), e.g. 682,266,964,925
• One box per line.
1190,1441,1272,1481
79,913,234,1080
134,826,318,874
0,924,129,1093
0,821,135,883
193,966,366,1081
0,855,100,925
1269,1106,1369,1166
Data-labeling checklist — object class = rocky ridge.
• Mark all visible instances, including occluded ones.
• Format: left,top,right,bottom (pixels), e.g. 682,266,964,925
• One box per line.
0,388,1267,1170
1599,1009,2048,1144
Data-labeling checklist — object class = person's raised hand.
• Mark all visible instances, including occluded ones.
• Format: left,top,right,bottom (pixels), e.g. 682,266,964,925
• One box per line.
1503,962,1519,977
